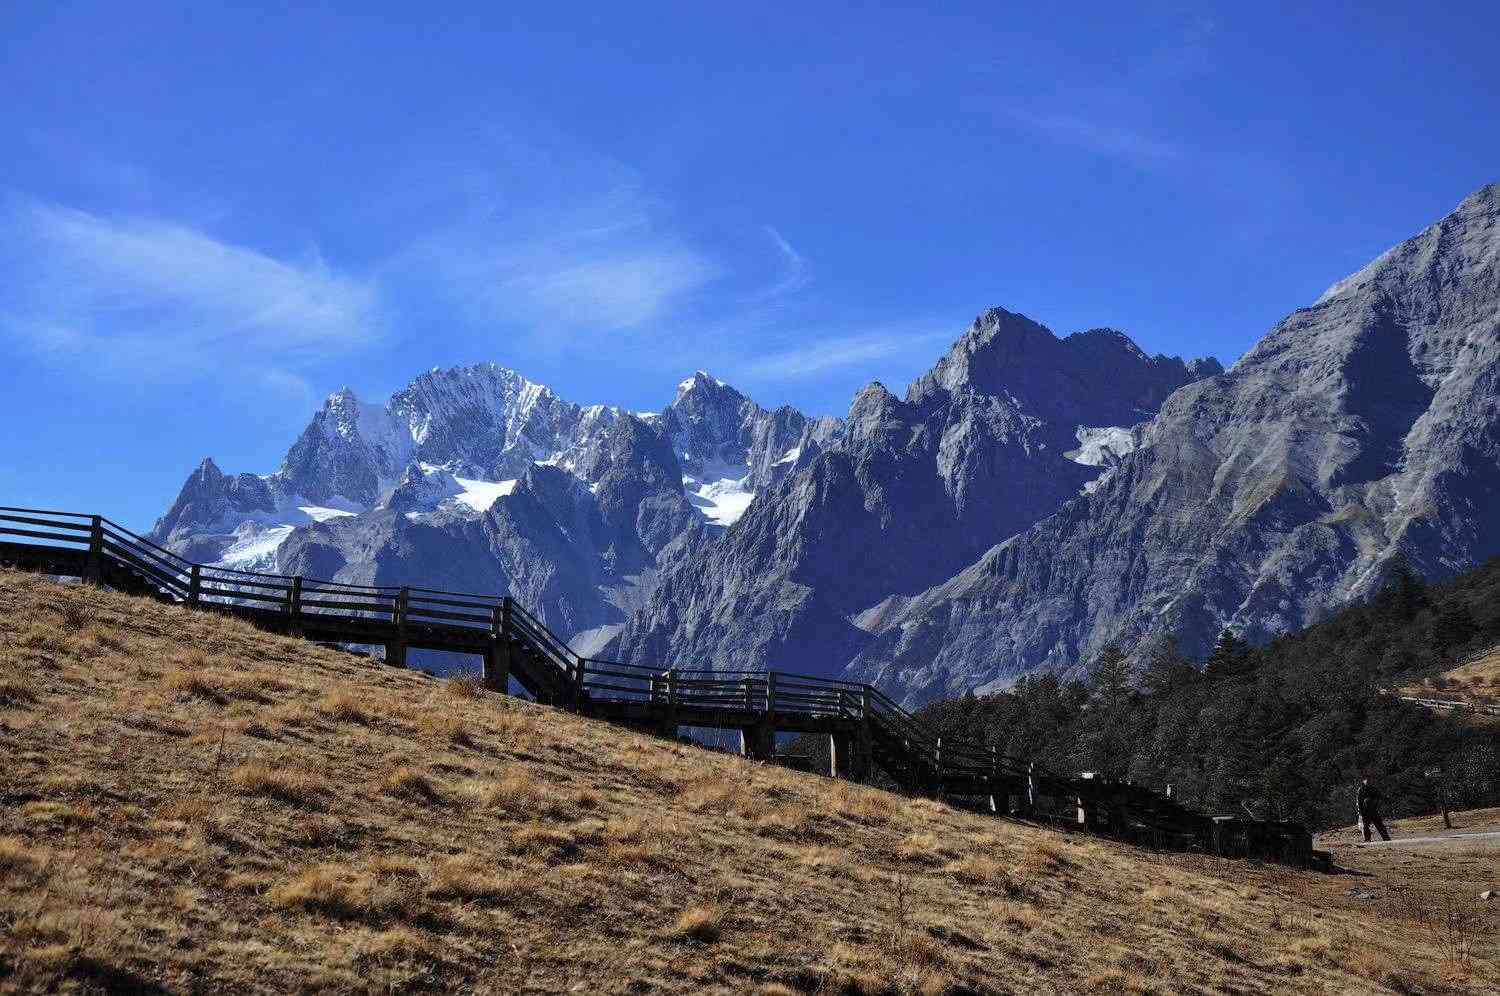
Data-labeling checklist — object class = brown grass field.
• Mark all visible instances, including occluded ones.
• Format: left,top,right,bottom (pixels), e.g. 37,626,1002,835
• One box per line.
1,568,1496,994
1411,646,1500,708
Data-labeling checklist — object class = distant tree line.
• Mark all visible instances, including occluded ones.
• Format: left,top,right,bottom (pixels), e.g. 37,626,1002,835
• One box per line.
910,557,1500,830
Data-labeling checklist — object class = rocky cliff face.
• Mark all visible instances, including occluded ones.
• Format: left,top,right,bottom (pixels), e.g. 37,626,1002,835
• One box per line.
614,309,1220,671
840,183,1500,702
620,185,1500,702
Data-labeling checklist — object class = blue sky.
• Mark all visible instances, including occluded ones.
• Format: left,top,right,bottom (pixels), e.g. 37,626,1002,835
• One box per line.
3,1,1498,530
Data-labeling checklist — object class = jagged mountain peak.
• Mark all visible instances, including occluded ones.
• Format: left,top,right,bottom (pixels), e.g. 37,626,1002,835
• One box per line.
1187,356,1226,378
407,360,546,390
672,370,741,405
1064,327,1151,362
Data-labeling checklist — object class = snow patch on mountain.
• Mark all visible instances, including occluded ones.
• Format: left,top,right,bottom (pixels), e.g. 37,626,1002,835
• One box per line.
681,454,755,527
685,469,755,527
216,524,296,571
453,477,518,512
1065,426,1138,467
299,504,360,523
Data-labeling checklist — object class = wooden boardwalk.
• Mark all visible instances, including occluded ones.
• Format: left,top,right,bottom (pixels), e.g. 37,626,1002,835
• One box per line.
0,506,1320,866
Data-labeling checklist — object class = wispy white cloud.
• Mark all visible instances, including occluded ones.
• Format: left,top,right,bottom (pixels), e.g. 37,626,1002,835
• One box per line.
741,225,810,303
1006,109,1181,169
740,326,952,380
1003,13,1214,174
396,174,721,335
0,197,381,385
509,253,718,329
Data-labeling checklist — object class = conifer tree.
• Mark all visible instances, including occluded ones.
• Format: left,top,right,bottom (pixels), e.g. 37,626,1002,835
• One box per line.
1205,629,1250,678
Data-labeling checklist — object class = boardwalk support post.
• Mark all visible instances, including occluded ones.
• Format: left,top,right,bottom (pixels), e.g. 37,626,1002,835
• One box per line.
988,745,999,813
829,733,852,778
288,575,303,636
934,737,944,799
84,515,103,583
738,673,776,761
484,598,511,693
849,687,873,783
758,671,778,760
387,587,409,668
1076,772,1098,829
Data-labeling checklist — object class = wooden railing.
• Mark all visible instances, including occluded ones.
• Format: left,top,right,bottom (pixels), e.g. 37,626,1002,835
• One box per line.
0,505,1150,785
1398,695,1500,718
0,505,1323,866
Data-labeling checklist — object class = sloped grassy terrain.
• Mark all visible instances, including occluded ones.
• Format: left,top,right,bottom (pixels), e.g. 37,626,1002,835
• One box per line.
1417,645,1500,708
0,569,1494,994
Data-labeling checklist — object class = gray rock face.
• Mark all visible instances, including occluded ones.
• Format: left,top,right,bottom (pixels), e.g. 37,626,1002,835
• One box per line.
660,371,815,528
620,184,1500,703
843,183,1500,702
149,363,810,646
277,388,411,506
615,308,1219,672
150,458,280,563
278,464,626,637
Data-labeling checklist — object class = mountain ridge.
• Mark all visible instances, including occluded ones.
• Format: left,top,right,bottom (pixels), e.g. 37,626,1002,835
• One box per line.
837,181,1500,701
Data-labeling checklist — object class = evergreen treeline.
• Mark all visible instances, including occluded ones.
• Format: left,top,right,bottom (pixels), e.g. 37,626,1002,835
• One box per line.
911,558,1500,830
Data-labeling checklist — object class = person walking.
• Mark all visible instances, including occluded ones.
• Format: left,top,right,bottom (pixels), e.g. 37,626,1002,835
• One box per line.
1356,777,1391,842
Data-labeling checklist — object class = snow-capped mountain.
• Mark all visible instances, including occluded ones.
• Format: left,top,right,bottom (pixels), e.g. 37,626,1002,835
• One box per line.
150,363,825,647
153,328,1223,669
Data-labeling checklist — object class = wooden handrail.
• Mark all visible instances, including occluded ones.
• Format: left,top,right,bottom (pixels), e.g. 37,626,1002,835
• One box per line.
0,504,1196,813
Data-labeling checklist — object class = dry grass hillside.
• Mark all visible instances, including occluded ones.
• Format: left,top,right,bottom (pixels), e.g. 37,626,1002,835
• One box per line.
1,569,1496,994
1412,645,1500,707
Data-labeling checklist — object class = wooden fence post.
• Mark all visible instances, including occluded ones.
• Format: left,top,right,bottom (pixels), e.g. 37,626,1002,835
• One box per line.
988,745,999,813
387,587,409,668
188,564,202,606
662,668,678,738
934,737,944,799
852,686,874,783
484,598,511,693
763,670,779,758
288,575,303,635
84,515,103,583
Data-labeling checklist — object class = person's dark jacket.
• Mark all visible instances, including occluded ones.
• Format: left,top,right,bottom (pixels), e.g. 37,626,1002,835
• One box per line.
1356,783,1383,816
